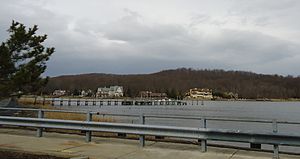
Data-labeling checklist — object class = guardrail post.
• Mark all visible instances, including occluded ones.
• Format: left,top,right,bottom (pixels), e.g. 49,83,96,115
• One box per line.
42,97,45,105
85,111,92,142
34,96,37,105
273,119,279,159
201,118,207,152
36,110,44,137
139,114,145,147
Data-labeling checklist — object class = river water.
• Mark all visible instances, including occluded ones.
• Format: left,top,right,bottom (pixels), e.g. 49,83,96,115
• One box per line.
55,100,300,153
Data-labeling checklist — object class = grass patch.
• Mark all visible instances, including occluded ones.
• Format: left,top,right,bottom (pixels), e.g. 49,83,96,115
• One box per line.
17,98,115,122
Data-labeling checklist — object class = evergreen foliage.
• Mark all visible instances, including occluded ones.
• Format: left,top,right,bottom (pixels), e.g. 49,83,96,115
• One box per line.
0,21,54,98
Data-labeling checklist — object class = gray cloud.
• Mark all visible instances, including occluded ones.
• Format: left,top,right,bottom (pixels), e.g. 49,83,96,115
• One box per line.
1,0,300,76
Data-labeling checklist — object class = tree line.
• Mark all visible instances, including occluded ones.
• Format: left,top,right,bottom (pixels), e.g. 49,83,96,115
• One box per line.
45,68,300,99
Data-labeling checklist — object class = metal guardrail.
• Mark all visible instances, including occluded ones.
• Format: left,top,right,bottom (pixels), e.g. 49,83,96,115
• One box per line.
0,116,299,158
1,107,300,158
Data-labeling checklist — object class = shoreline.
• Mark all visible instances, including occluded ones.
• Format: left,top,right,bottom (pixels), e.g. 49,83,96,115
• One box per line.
212,98,300,102
17,95,300,103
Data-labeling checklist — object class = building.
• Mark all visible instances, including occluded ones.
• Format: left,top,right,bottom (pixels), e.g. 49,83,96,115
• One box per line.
52,90,66,97
139,91,152,98
139,91,167,99
96,86,123,98
186,88,213,99
80,89,93,97
150,92,167,99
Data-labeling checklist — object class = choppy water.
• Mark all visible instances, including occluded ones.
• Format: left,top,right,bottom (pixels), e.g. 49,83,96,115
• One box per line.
55,101,300,133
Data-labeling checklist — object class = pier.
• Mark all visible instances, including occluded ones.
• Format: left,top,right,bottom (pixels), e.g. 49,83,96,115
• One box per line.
32,97,192,106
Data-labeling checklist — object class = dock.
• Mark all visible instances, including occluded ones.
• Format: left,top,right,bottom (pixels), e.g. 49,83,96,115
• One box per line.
33,97,192,106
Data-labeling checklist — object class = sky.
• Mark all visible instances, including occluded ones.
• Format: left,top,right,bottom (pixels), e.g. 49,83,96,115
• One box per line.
1,0,300,77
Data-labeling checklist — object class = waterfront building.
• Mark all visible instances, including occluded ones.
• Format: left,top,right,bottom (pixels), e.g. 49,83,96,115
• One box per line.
139,91,167,99
80,89,93,97
52,90,66,97
186,88,213,99
96,86,123,98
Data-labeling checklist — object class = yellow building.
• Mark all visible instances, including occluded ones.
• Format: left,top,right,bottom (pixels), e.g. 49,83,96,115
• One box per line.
187,88,213,99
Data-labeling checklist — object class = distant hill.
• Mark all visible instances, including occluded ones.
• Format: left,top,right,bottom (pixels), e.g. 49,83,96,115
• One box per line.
45,68,300,99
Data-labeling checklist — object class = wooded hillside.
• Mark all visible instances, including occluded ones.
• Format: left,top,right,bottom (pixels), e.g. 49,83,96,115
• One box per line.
45,68,300,99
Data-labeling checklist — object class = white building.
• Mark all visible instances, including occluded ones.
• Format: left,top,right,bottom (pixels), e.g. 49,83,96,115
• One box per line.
96,86,123,98
80,89,93,97
52,90,66,96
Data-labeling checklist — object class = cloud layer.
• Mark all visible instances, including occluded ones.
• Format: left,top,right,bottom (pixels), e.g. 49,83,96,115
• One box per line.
1,0,300,76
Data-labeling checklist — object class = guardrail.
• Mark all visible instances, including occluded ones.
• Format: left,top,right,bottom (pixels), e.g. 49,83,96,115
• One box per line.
1,107,300,158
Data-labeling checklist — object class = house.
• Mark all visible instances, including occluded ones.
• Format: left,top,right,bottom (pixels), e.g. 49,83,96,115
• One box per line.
186,88,213,99
96,86,123,98
52,90,66,97
139,91,152,98
150,92,167,99
80,89,93,97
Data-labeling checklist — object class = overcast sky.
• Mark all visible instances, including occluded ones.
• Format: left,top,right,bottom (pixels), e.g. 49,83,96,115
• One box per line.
1,0,300,76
